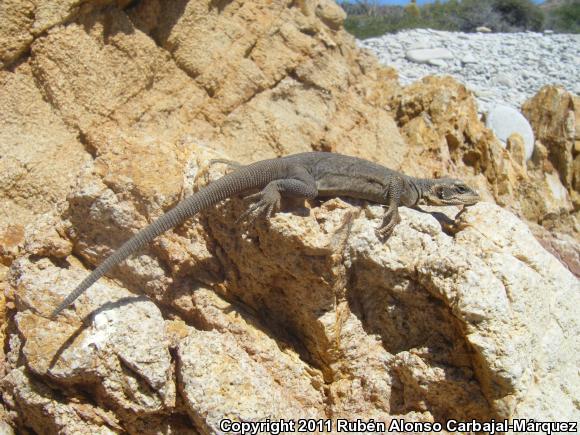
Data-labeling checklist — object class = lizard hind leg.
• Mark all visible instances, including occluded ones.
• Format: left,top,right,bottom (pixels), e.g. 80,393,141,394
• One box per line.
236,183,282,224
236,176,318,225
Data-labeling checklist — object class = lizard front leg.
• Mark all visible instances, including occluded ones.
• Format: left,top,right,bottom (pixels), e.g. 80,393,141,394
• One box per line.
376,205,401,238
376,176,403,239
238,167,318,223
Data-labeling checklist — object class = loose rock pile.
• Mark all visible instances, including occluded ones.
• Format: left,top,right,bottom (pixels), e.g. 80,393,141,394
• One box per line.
358,29,580,113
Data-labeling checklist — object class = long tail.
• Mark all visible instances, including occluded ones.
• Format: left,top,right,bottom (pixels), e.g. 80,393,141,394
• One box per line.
51,164,273,318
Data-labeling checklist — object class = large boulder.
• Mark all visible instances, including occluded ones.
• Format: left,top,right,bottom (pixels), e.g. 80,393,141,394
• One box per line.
4,159,578,430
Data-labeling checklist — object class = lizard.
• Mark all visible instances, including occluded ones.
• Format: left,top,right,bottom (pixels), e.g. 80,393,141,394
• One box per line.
51,151,479,318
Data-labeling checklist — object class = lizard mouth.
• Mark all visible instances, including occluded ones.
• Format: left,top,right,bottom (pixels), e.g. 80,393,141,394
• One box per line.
461,193,481,206
438,193,480,206
457,195,481,207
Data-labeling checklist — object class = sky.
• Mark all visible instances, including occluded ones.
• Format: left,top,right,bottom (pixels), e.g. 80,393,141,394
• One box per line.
356,0,544,5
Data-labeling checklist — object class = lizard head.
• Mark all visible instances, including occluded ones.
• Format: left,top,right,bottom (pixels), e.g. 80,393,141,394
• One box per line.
421,179,480,206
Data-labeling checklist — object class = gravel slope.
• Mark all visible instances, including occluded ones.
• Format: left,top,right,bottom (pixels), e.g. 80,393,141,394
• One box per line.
358,29,580,113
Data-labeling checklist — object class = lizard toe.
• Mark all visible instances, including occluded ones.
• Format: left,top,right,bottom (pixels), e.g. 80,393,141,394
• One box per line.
237,197,280,224
375,225,394,240
235,202,260,224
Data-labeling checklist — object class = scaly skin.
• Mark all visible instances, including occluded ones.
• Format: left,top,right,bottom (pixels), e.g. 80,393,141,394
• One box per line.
51,152,479,318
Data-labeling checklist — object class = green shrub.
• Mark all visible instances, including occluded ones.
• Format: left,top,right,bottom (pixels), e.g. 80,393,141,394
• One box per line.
404,1,421,18
451,0,506,31
546,1,580,33
491,0,544,31
339,0,560,38
344,13,424,39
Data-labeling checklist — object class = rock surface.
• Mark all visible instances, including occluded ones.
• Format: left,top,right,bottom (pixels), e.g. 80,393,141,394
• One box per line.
4,162,579,430
522,85,579,194
0,0,579,433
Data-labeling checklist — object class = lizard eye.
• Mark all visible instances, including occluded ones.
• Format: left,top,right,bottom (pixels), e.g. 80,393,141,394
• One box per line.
457,185,467,193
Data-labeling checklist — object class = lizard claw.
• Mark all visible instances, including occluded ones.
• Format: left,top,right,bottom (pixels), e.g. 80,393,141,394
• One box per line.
375,208,400,240
236,190,281,224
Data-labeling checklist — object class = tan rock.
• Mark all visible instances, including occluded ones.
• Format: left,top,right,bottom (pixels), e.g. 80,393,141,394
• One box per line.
389,76,492,177
0,64,90,230
1,367,120,434
0,225,25,266
507,132,527,168
0,0,33,68
522,85,578,191
128,0,407,166
0,420,15,435
0,212,71,278
8,255,179,432
367,203,577,420
177,329,323,433
22,212,72,259
30,9,202,134
517,173,572,226
0,263,8,384
0,0,132,68
202,165,579,421
388,76,526,210
574,155,580,206
6,148,580,429
442,204,579,419
171,286,326,409
315,0,347,30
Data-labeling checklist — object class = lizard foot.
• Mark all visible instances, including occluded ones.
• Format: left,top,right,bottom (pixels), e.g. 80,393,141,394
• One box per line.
236,189,281,224
375,207,400,239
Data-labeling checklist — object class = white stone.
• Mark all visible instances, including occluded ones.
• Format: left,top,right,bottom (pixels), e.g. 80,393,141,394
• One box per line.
406,47,454,64
461,53,478,64
495,73,514,87
485,105,535,160
428,58,448,67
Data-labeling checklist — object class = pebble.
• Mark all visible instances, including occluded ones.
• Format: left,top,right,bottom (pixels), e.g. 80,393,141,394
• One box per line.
358,29,580,114
428,59,448,67
406,47,454,63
